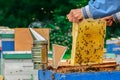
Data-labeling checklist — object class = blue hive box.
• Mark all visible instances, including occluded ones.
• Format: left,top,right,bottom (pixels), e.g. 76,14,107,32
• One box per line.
38,70,120,80
106,39,120,54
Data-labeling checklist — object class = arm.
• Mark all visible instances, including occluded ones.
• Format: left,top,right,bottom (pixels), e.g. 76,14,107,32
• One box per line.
82,0,120,19
113,12,120,23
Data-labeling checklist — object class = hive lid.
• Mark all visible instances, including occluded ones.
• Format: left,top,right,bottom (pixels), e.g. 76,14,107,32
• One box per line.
15,28,50,51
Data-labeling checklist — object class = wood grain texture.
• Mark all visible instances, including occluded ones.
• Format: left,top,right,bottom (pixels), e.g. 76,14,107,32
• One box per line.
52,44,67,69
15,28,50,51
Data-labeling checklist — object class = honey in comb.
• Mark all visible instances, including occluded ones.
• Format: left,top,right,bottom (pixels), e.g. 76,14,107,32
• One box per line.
71,19,106,65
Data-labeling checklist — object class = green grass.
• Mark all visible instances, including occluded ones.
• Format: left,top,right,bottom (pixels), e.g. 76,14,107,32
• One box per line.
48,53,71,59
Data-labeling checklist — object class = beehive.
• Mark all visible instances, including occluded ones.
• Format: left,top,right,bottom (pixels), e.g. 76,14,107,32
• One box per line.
71,19,106,65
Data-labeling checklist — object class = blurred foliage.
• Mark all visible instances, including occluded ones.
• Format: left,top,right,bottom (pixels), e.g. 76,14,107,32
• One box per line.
0,0,119,59
46,0,89,58
106,23,120,39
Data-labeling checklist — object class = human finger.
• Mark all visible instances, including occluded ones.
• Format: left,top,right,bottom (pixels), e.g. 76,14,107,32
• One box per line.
67,14,73,22
106,20,113,26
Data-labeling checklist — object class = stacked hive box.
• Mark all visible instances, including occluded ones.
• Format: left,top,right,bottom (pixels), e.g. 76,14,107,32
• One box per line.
0,28,50,80
0,28,14,75
71,19,106,65
2,51,38,80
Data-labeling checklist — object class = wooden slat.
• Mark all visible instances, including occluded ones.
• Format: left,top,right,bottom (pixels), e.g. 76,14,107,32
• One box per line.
48,62,117,73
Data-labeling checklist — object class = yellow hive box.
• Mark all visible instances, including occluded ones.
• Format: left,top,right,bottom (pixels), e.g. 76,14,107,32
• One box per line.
0,75,3,80
71,19,106,65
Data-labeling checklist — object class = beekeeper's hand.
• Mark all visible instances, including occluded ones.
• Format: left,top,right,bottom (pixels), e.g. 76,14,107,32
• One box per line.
102,16,114,26
67,8,83,23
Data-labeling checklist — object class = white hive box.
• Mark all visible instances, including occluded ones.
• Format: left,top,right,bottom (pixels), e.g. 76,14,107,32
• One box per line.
2,51,38,80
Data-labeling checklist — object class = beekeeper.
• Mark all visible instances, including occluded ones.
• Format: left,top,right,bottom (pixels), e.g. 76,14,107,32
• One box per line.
67,0,120,26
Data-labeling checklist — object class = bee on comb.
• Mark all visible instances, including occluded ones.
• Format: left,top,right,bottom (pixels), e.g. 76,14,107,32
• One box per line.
71,19,106,65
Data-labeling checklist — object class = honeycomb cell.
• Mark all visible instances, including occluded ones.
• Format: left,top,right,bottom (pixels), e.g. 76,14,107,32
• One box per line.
71,19,106,65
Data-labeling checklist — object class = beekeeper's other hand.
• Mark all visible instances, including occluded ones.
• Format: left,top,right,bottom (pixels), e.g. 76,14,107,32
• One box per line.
102,16,114,26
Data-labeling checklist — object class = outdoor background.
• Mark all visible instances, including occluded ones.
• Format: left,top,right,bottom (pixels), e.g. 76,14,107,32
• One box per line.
0,0,120,59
